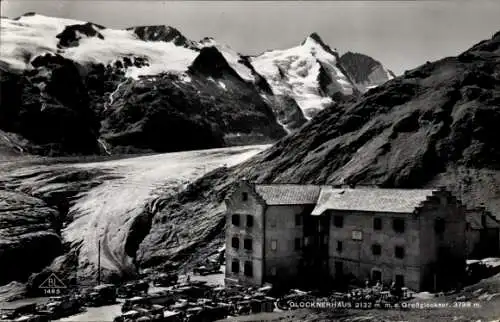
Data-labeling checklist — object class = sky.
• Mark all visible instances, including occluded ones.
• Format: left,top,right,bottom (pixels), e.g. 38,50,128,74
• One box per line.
2,1,500,75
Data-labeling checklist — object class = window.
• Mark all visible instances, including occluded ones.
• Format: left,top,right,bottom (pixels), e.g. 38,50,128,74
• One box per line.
372,244,381,256
333,215,344,228
244,261,253,277
434,218,445,234
373,217,382,231
244,238,252,251
246,215,253,228
295,238,302,251
295,214,302,226
242,192,248,201
372,269,382,282
395,274,405,287
336,241,343,253
231,237,239,249
270,267,277,276
395,246,405,259
323,235,328,245
231,260,239,273
232,214,240,227
393,218,405,233
271,240,277,251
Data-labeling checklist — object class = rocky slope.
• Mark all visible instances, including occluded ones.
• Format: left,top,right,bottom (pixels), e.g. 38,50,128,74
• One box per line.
340,51,396,92
0,165,113,287
138,30,500,272
0,13,393,156
0,190,62,286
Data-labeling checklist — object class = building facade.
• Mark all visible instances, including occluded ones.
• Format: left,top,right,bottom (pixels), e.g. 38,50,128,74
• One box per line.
313,187,468,291
224,181,468,292
224,181,319,289
465,208,500,259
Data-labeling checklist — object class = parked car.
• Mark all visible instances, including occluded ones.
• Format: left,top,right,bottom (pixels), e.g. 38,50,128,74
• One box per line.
87,284,117,306
152,273,178,287
117,280,149,298
193,261,221,276
38,296,82,320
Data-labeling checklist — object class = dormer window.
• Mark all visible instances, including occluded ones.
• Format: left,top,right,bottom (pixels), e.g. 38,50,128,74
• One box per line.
242,192,248,201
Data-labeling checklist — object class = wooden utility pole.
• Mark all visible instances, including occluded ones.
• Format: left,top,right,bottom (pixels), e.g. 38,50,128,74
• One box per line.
97,239,101,285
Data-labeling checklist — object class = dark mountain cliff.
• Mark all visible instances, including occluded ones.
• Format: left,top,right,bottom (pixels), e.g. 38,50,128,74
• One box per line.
340,51,396,91
0,55,101,156
56,23,105,48
127,25,200,49
101,65,286,153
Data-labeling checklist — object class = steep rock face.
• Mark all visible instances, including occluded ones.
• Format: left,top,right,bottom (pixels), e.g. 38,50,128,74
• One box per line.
102,60,287,152
128,25,199,49
0,165,116,287
56,23,105,48
340,52,395,92
138,30,500,269
188,47,242,79
0,54,101,156
0,190,62,286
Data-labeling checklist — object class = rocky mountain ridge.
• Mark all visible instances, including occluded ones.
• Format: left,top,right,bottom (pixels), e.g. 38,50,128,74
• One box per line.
0,13,394,156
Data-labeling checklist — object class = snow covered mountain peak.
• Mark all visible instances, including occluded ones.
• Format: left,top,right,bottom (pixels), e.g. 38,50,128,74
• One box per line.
199,37,217,47
301,32,338,56
250,33,355,119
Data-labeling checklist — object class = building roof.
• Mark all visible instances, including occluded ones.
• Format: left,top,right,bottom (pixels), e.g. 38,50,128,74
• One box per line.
254,184,321,205
466,210,500,230
311,187,439,215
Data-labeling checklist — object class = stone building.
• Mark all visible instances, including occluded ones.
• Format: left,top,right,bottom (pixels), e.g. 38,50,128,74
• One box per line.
465,207,500,259
224,181,468,292
312,187,467,291
224,181,320,287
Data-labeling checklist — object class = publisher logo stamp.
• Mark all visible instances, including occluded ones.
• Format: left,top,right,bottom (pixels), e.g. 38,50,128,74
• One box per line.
39,273,67,296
